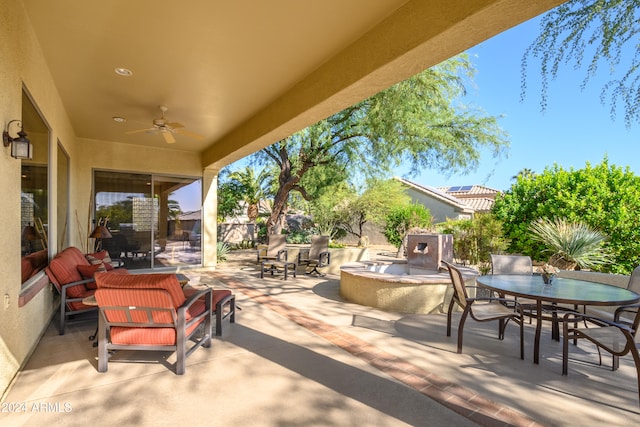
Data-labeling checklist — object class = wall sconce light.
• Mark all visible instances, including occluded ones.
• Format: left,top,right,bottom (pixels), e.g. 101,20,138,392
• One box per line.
3,120,33,160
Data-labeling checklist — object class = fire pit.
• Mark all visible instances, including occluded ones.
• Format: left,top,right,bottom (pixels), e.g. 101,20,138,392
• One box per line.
340,234,476,314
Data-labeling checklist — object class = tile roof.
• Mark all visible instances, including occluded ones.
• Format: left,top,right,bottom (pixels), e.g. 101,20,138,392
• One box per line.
397,178,500,214
437,185,500,197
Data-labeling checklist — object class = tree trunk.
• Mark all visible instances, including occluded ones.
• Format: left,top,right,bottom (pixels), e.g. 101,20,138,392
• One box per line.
247,204,258,223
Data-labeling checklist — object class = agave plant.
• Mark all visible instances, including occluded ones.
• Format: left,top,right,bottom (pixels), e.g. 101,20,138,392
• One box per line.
528,217,611,270
216,241,231,262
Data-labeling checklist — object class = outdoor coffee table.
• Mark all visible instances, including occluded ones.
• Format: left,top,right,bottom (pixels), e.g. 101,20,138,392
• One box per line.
175,273,190,287
261,260,297,280
476,274,640,364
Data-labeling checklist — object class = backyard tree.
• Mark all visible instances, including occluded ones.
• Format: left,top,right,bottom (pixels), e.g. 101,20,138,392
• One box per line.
227,166,271,222
306,182,355,240
335,179,411,244
383,203,433,257
251,54,509,234
217,168,245,222
492,158,640,274
523,0,640,126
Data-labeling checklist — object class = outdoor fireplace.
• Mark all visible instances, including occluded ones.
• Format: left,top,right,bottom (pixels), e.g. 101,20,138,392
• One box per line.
406,234,453,273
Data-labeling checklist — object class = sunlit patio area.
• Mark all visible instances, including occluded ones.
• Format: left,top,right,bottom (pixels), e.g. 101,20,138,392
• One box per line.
2,251,639,427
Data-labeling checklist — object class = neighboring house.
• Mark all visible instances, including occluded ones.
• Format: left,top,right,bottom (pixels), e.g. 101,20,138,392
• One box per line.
437,184,500,214
394,178,500,223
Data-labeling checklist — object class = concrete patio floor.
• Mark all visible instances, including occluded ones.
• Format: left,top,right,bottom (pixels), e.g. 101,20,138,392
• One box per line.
2,250,640,426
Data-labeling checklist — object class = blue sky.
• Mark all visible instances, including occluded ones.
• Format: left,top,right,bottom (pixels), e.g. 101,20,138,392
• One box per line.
399,13,639,192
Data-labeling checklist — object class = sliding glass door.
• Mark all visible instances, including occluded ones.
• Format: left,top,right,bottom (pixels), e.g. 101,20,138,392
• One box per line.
152,175,202,267
94,170,201,270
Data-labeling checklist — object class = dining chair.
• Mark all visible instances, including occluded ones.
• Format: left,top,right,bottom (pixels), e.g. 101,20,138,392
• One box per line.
490,254,533,275
444,261,524,359
562,304,640,405
489,254,536,318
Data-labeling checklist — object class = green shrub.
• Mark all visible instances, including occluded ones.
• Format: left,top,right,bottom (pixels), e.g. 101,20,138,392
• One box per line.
492,158,640,274
438,213,508,268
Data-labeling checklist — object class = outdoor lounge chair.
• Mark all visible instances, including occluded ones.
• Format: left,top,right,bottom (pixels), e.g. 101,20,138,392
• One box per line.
444,261,524,359
94,272,212,375
297,235,331,276
46,246,127,335
562,303,640,405
257,234,288,263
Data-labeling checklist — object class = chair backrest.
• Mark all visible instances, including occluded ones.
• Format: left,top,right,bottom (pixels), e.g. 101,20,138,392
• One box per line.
96,288,177,325
444,261,469,309
265,234,287,257
46,246,91,289
628,266,640,294
308,235,329,259
95,272,186,308
490,254,533,275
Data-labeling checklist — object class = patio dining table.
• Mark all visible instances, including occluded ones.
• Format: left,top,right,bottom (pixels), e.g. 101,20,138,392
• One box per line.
476,274,640,364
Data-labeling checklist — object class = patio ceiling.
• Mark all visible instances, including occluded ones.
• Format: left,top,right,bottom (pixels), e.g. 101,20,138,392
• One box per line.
22,0,564,170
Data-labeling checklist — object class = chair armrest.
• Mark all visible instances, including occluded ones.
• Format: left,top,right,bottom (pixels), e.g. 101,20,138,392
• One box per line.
60,278,96,293
178,287,213,328
181,287,213,310
562,311,635,333
277,249,288,261
614,303,640,326
467,296,520,305
614,303,640,318
318,251,330,267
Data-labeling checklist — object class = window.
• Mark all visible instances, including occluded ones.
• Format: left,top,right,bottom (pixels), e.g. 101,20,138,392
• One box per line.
20,90,49,283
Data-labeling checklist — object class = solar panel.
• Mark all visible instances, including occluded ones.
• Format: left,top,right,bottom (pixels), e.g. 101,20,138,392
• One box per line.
448,186,461,192
460,185,473,192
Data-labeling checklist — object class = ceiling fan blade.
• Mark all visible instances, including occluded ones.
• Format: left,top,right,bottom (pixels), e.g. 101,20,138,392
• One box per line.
175,128,205,140
125,128,154,135
165,122,184,129
161,130,176,144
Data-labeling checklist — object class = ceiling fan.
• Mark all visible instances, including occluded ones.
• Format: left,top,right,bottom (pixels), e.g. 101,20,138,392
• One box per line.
125,105,204,144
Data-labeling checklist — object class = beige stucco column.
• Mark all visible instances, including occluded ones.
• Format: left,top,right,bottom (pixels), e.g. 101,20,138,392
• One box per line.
202,168,218,267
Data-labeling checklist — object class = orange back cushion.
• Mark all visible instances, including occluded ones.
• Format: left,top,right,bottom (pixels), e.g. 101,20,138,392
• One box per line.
47,247,90,286
95,272,186,308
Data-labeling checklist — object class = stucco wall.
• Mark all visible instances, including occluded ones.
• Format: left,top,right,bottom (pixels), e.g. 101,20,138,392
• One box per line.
0,0,64,397
0,2,206,397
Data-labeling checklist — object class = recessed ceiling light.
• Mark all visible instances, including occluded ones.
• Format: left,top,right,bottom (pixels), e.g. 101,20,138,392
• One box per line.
112,116,127,123
114,67,133,76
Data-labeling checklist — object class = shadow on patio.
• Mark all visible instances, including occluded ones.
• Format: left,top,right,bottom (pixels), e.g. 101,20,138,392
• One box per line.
2,256,640,426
